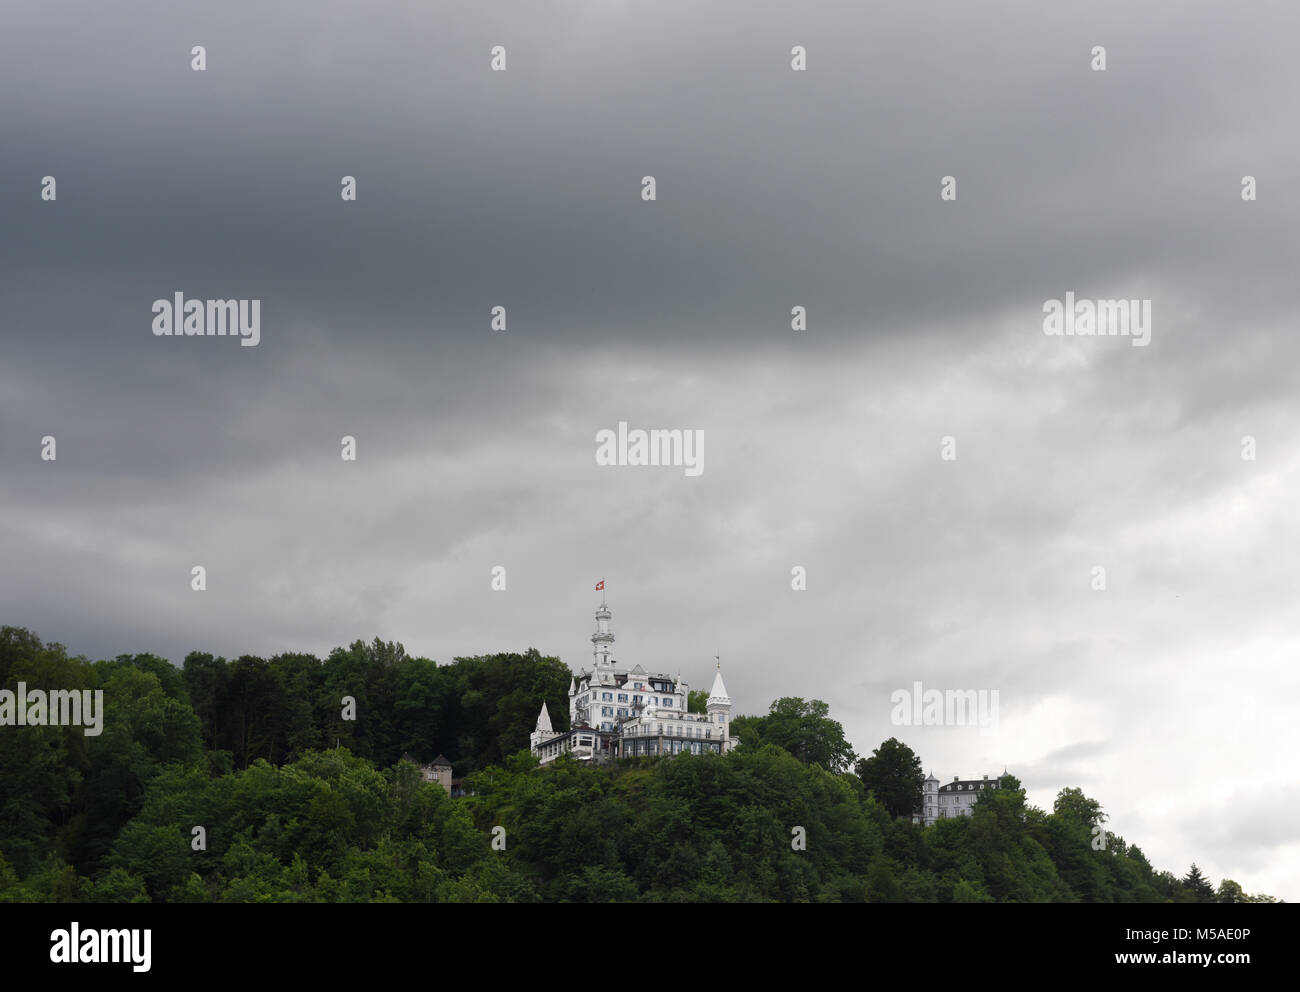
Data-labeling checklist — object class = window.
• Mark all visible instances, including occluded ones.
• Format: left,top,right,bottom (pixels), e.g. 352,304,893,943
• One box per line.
602,692,612,701
661,699,672,708
617,693,628,703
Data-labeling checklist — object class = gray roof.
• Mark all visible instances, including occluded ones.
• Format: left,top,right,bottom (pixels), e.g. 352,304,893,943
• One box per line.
939,778,999,792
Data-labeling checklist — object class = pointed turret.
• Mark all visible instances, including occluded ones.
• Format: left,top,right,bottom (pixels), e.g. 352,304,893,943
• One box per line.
535,701,553,734
706,659,734,753
530,700,558,751
707,664,730,706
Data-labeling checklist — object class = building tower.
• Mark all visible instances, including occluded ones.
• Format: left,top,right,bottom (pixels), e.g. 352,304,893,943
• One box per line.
706,659,734,753
430,755,453,795
592,599,615,684
923,770,939,825
567,676,582,727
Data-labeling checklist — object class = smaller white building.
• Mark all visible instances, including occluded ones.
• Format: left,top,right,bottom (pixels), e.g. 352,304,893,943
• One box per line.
913,771,1006,826
530,703,599,762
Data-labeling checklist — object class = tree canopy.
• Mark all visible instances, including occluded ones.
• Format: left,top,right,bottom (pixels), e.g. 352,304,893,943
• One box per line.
0,625,1279,904
855,737,924,818
731,697,855,774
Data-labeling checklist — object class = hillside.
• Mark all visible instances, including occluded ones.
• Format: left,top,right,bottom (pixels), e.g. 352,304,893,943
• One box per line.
0,626,1276,903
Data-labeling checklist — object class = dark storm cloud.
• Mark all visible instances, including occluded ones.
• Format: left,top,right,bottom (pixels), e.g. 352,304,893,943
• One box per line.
4,1,1296,354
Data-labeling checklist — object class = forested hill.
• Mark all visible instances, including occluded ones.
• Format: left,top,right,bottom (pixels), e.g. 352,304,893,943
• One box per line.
178,637,573,775
0,626,1278,903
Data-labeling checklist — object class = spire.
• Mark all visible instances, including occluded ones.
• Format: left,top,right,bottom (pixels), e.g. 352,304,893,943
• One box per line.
535,701,553,734
568,677,576,695
707,664,730,706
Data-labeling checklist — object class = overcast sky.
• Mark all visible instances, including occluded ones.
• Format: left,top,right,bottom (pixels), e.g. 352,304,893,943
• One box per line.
2,0,1298,900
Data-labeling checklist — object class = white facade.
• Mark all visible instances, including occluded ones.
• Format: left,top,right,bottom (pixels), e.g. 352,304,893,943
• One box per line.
531,599,739,764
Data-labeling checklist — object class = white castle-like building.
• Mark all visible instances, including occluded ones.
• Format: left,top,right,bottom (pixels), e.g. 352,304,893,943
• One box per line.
526,597,1002,824
912,771,1007,826
530,598,739,764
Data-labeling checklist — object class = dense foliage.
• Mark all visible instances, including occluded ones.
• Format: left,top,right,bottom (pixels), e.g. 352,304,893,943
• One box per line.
855,737,924,818
179,639,571,775
0,626,1278,903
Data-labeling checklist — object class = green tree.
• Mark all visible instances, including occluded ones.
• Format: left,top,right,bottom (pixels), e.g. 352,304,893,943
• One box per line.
88,867,151,903
1216,878,1247,903
855,738,924,818
732,698,855,773
1183,863,1214,903
952,878,994,903
1053,786,1107,828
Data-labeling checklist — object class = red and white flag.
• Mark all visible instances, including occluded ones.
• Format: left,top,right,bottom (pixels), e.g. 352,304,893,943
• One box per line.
595,580,605,591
